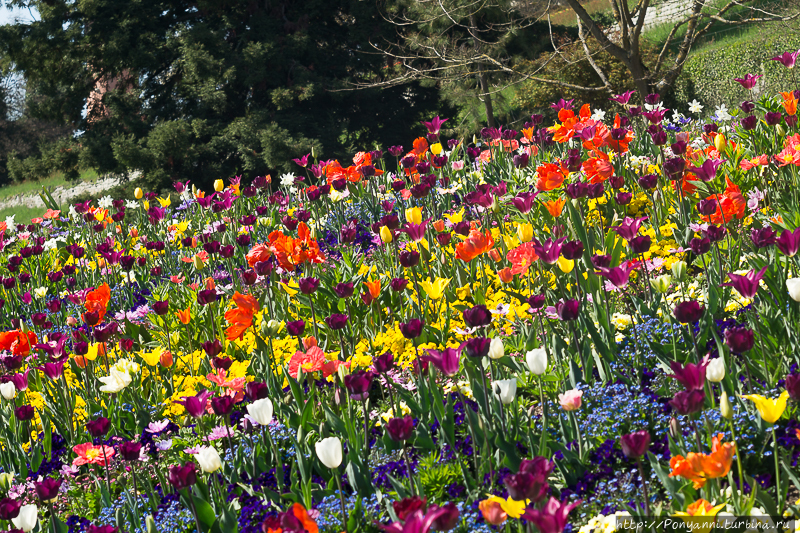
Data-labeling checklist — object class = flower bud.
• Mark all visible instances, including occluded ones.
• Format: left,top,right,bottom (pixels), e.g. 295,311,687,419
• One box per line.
488,337,504,360
671,260,687,282
214,179,224,192
651,274,672,294
134,187,143,200
714,133,726,153
516,223,533,243
706,357,725,382
193,255,204,270
380,226,393,243
720,391,733,420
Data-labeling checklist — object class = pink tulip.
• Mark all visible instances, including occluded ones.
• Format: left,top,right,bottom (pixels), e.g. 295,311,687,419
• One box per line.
559,389,583,411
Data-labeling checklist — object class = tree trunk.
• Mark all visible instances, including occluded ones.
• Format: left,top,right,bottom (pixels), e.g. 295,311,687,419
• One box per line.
469,13,496,128
477,65,496,128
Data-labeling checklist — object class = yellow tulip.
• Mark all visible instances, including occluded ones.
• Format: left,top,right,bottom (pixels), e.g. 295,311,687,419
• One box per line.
742,391,789,424
405,207,422,225
674,499,726,533
482,495,527,519
419,278,450,300
379,226,393,243
516,223,533,243
445,208,464,225
557,256,574,274
430,142,443,155
281,279,300,296
142,200,150,211
134,187,143,200
157,196,171,208
214,179,224,192
714,134,726,153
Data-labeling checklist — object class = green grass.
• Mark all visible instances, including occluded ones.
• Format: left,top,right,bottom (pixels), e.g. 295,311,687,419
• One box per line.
0,205,47,225
0,168,99,200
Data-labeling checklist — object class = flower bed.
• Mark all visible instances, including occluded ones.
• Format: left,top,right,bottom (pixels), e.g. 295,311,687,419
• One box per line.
0,58,799,533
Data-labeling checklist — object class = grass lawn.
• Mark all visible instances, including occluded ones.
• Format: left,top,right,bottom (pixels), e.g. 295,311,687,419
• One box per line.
0,205,47,225
0,169,99,200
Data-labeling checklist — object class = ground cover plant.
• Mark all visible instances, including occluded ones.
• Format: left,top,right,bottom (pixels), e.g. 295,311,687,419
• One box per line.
0,51,799,533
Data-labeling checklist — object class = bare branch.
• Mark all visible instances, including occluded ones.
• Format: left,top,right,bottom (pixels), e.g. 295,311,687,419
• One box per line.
577,15,611,91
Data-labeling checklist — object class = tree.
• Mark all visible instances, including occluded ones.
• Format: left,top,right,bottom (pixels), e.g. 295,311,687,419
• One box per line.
0,0,444,190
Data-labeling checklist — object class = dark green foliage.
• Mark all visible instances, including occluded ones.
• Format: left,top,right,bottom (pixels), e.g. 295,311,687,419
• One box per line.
0,0,444,191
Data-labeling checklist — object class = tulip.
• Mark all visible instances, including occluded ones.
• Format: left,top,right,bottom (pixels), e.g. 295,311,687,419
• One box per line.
516,223,533,243
461,337,490,359
34,478,62,502
134,187,143,199
620,430,651,459
522,497,581,533
526,348,547,375
742,391,790,424
315,437,343,469
555,299,580,321
119,441,143,461
488,338,504,360
723,266,767,299
419,278,450,300
175,391,213,418
379,226,393,243
787,278,800,301
479,499,508,526
673,301,704,324
14,405,34,421
344,369,374,400
669,389,706,415
247,398,274,426
559,389,582,411
214,179,224,191
531,238,565,265
669,356,709,390
86,417,111,437
0,382,16,400
399,319,424,339
671,260,688,282
651,274,672,294
399,251,420,268
777,227,800,257
786,373,800,401
11,504,37,532
720,391,733,420
168,463,198,490
462,305,491,328
0,497,21,520
421,348,460,377
245,381,269,401
385,416,415,442
724,326,754,353
405,207,422,225
195,446,222,473
211,396,235,416
325,314,349,330
493,379,517,404
705,358,725,383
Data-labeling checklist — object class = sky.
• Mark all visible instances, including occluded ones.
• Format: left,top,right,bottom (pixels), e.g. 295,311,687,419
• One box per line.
0,5,37,26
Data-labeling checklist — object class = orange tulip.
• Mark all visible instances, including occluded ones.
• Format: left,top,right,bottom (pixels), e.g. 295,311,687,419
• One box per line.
176,308,191,325
782,91,798,116
363,279,381,300
507,242,539,275
669,434,735,489
0,330,38,357
536,162,569,192
479,500,507,526
160,350,174,368
224,292,260,341
455,229,495,262
498,267,514,283
246,243,272,267
582,151,614,184
544,198,566,217
432,219,445,232
83,283,111,324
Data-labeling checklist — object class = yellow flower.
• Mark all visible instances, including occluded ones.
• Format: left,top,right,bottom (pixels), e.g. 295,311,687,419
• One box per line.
742,391,790,424
557,256,574,274
430,142,443,155
445,208,464,225
281,279,300,297
516,223,533,243
134,187,143,200
483,495,527,519
419,278,450,300
673,499,726,533
380,226,393,243
157,196,171,208
142,200,150,211
405,207,422,225
214,179,224,192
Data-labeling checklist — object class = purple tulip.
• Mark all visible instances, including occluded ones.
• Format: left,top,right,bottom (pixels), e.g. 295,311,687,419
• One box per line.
785,373,800,401
169,463,198,490
690,237,711,255
705,225,726,242
610,217,646,240
765,111,783,126
673,301,704,323
34,478,62,501
591,254,612,268
777,228,800,257
723,266,767,299
555,300,580,321
724,326,755,353
669,389,706,415
596,264,635,289
10,369,31,391
740,100,756,114
512,192,538,213
241,269,257,285
610,90,636,105
391,278,409,292
663,157,686,180
344,369,374,401
14,405,34,421
688,158,724,182
197,289,218,306
211,396,235,416
373,351,395,374
462,305,492,328
422,115,448,135
430,502,459,530
697,199,717,216
561,240,584,260
298,277,320,294
152,300,170,316
531,238,566,265
461,337,491,359
325,314,349,330
620,430,651,459
334,283,355,298
399,319,424,339
772,50,800,68
566,182,589,199
734,73,762,89
385,416,415,442
119,441,143,461
245,382,269,401
35,362,65,380
527,293,546,310
86,417,111,437
175,391,213,418
202,340,223,357
522,497,581,533
286,320,305,337
0,497,21,520
669,356,709,390
751,226,777,248
741,115,758,130
421,348,461,377
629,235,651,254
399,251,420,268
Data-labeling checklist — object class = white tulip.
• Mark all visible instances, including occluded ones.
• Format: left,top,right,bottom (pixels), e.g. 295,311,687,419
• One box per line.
787,278,800,302
706,358,725,383
493,378,517,405
488,338,504,360
0,382,16,400
98,368,132,393
12,504,38,532
246,398,274,426
526,348,547,375
195,446,222,473
315,437,343,469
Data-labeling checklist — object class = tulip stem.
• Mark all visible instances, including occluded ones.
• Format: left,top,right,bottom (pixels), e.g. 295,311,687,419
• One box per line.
336,473,349,533
362,399,370,467
772,426,783,514
728,419,744,507
402,444,416,496
636,458,651,517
